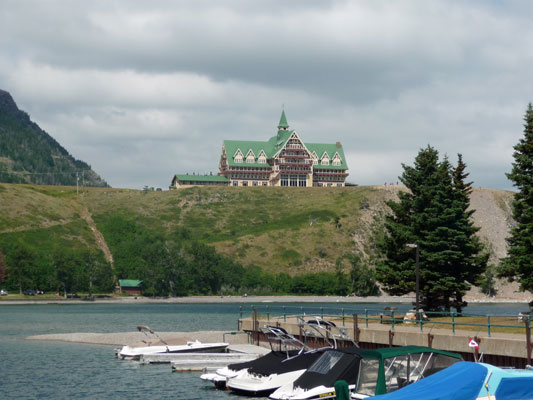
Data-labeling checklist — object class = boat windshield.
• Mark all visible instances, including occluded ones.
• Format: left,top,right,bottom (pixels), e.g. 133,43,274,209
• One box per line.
356,352,459,396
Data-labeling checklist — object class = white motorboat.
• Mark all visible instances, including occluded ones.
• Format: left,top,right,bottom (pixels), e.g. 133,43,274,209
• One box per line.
225,317,357,397
117,325,229,360
201,324,311,389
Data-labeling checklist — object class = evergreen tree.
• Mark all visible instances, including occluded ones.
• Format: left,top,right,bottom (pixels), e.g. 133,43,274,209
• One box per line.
376,146,487,311
499,104,533,291
5,242,36,294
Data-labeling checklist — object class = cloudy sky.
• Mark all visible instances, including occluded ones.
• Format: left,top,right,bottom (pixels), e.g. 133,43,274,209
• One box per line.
1,0,531,190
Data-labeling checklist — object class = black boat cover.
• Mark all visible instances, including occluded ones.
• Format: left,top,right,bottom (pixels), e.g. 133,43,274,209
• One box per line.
227,350,302,373
292,347,363,390
245,351,324,377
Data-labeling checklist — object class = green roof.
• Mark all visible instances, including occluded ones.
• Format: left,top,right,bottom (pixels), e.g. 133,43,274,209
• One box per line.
222,112,348,169
278,110,289,128
174,175,229,182
223,135,348,170
306,142,348,169
119,279,142,287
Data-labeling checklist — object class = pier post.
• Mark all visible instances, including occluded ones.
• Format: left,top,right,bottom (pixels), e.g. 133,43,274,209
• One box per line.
526,317,532,366
353,314,360,345
253,308,258,345
427,333,434,348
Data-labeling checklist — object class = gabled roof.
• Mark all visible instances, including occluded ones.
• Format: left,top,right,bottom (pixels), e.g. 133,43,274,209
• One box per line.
222,112,348,170
224,129,293,167
306,142,348,170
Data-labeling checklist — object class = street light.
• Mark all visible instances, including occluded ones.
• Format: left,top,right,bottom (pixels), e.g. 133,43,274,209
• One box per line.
405,243,420,315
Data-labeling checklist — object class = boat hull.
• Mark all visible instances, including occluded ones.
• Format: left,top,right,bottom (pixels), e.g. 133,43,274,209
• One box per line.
118,342,229,360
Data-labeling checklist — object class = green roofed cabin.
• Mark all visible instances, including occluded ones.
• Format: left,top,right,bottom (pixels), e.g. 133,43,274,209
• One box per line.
170,174,230,189
118,279,143,295
218,111,349,187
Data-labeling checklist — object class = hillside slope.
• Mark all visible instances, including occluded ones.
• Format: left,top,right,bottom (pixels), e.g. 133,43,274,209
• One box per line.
0,183,527,299
0,89,108,187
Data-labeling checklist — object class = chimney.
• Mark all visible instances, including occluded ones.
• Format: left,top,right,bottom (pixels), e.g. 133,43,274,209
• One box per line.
336,141,341,148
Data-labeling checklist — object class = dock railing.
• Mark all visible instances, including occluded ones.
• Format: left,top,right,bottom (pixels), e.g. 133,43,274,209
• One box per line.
238,304,532,362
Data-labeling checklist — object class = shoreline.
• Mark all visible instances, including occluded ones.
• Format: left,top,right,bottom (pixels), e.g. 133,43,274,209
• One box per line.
1,294,531,305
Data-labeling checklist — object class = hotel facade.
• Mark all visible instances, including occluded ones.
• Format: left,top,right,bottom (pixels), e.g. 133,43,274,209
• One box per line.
218,112,348,187
171,112,348,189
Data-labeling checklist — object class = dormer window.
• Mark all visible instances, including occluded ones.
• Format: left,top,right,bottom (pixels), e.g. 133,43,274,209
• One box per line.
234,149,243,163
321,152,330,166
258,150,267,164
332,154,342,166
311,151,318,165
246,150,255,163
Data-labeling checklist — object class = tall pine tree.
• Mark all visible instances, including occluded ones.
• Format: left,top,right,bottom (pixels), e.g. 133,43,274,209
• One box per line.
500,104,533,291
376,146,487,311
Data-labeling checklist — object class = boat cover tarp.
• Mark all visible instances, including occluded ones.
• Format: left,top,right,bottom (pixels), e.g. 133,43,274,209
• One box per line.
227,350,300,372
495,377,533,400
368,362,487,400
292,347,363,389
246,351,323,377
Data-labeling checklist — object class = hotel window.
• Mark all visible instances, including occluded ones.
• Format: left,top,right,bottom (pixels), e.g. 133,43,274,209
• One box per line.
321,158,330,166
262,182,268,186
253,181,258,186
290,175,298,187
242,181,248,186
233,181,238,186
332,156,341,166
235,156,243,163
281,174,289,187
337,183,342,187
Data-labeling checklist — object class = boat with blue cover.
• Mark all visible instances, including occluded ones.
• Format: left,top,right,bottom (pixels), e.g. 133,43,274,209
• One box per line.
367,361,533,400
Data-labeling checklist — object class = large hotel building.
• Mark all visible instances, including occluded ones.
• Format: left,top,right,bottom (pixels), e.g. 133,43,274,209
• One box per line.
171,112,348,189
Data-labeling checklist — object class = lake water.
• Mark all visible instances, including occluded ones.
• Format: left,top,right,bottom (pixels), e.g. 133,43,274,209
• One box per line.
0,302,529,399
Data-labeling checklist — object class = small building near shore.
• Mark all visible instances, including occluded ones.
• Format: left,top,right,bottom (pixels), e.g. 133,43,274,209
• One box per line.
118,279,143,295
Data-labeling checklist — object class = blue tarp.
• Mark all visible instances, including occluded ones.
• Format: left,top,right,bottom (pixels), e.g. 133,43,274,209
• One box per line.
495,377,533,400
368,362,487,400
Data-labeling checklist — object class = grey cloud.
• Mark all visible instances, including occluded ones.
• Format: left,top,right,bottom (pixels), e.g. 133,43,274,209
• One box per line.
0,0,531,190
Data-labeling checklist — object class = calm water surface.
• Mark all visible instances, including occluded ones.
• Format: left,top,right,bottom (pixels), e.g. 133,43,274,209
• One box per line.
0,302,528,399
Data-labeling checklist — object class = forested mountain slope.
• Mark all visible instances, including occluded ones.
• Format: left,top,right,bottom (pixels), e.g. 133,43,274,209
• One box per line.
0,89,108,187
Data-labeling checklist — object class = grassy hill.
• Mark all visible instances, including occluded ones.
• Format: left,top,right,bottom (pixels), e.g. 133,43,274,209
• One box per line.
0,183,515,282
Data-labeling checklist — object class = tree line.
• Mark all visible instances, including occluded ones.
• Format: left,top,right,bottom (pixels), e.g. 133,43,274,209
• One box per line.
0,215,378,297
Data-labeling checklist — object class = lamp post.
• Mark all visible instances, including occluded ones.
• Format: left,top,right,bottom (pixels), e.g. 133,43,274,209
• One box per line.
405,243,420,315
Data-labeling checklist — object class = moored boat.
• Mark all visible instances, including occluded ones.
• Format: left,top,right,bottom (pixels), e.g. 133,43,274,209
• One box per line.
117,325,229,360
366,361,533,400
225,317,357,397
352,346,463,398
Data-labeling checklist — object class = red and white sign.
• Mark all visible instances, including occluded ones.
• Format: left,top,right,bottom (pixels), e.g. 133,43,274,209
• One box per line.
468,338,479,349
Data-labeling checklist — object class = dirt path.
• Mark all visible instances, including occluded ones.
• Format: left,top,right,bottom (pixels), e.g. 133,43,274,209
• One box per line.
70,199,114,266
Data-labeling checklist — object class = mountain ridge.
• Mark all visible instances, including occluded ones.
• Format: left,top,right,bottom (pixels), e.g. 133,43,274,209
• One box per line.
0,89,108,187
